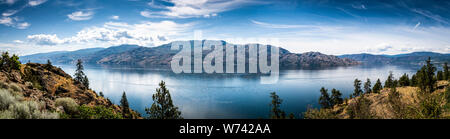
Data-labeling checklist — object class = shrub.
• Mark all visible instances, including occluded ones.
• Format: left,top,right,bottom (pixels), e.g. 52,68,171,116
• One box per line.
0,89,58,119
8,83,22,92
0,81,8,89
303,106,338,119
55,97,79,114
77,105,122,119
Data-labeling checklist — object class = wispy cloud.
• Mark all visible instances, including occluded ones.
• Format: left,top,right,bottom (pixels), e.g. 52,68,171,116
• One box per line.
28,0,48,6
110,15,119,20
67,11,94,21
0,17,30,29
141,0,267,18
411,9,449,25
413,22,421,30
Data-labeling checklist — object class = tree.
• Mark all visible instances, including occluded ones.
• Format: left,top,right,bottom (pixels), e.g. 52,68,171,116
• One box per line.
0,52,21,71
437,71,444,81
372,79,382,94
74,59,89,89
444,62,449,80
410,74,418,86
46,59,52,69
363,78,372,94
288,113,295,119
384,71,394,88
120,91,130,118
99,92,104,97
269,92,286,119
399,73,410,86
330,88,343,106
416,57,437,93
353,79,363,97
145,81,182,119
319,87,331,109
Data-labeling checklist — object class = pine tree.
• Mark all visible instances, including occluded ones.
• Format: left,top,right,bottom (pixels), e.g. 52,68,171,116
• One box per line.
416,57,437,93
437,71,443,81
269,92,286,119
384,71,394,88
145,81,182,119
372,79,382,94
411,74,418,86
330,88,343,106
319,87,331,109
0,52,21,71
353,79,363,97
46,59,52,69
444,62,449,80
74,59,89,89
363,78,372,94
99,92,104,97
120,91,130,118
399,73,410,86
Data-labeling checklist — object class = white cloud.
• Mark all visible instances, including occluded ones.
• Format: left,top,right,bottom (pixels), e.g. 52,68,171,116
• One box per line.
413,22,421,30
27,34,65,45
110,15,119,20
26,20,192,47
141,0,265,18
16,22,30,29
0,17,30,29
68,11,94,21
0,0,18,5
2,10,18,17
28,0,48,6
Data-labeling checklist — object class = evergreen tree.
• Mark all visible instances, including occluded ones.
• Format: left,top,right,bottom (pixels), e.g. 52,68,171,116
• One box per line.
269,92,286,119
363,78,372,94
437,71,443,81
399,73,410,86
46,59,52,69
330,88,343,106
444,62,449,80
120,91,130,118
319,87,331,109
145,81,182,119
74,59,89,89
353,79,363,97
99,92,104,97
411,74,418,86
416,57,437,93
372,79,382,94
384,71,394,88
0,52,21,71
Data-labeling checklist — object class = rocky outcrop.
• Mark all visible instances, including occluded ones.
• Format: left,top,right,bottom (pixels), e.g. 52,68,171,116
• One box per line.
0,63,141,119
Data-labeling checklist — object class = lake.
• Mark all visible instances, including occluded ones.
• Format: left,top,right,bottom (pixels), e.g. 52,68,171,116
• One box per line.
56,64,418,119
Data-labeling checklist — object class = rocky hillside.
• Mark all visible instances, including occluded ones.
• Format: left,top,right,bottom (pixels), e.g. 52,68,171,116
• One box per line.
0,63,141,119
305,81,450,119
21,41,359,69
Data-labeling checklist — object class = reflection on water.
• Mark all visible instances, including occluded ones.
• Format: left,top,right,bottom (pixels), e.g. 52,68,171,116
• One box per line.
56,64,418,119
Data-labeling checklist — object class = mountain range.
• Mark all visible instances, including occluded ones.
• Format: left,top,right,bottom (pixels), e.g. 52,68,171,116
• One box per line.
20,40,359,69
339,52,450,66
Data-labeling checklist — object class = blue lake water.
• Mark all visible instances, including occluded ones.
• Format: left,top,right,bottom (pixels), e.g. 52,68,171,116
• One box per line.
57,64,418,119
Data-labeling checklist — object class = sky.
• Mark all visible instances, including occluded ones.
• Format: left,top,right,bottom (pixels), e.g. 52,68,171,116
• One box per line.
0,0,449,56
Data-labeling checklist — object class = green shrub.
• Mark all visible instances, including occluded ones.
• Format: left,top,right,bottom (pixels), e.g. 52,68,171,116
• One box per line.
0,81,8,89
0,89,58,119
77,105,122,119
303,106,338,119
8,83,22,92
55,97,79,114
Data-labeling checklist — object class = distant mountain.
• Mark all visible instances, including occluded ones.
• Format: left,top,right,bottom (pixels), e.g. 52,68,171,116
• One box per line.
20,41,359,69
20,45,139,64
339,52,450,65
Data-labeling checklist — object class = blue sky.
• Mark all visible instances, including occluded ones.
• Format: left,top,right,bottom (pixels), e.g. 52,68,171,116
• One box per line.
1,0,449,55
